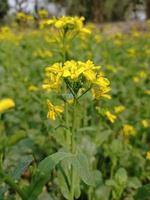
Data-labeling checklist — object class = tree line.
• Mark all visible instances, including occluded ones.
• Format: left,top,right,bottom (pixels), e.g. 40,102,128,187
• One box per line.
0,0,150,22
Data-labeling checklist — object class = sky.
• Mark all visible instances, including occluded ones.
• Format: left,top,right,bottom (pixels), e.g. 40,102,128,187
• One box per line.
8,0,35,13
8,0,65,15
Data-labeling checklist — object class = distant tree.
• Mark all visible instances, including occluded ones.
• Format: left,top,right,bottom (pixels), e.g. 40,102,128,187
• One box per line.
145,0,150,18
49,0,145,22
0,0,9,19
92,0,104,23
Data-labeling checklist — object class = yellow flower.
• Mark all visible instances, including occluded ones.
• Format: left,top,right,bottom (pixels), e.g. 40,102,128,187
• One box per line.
95,34,102,43
81,60,99,81
47,100,64,120
62,60,83,79
40,16,91,35
0,98,15,113
54,16,85,30
38,9,48,18
43,60,111,100
28,85,38,92
141,119,149,128
138,70,147,79
127,48,137,57
80,27,91,34
105,111,117,123
16,12,26,21
114,105,125,114
16,12,33,22
62,60,99,81
122,124,136,137
145,48,150,56
42,74,62,91
43,63,63,91
133,76,140,83
145,90,150,95
92,86,111,100
132,31,140,38
113,39,122,46
146,151,150,160
92,76,111,100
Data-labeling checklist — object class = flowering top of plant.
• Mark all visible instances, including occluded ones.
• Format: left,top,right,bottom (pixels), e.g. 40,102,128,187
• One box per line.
43,60,111,101
16,12,34,22
0,26,22,43
40,16,91,34
38,9,49,18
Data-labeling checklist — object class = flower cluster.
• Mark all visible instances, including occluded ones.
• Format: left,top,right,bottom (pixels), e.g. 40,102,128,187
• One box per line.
38,9,49,19
122,124,136,137
16,12,34,22
0,26,22,43
43,60,111,100
40,16,91,34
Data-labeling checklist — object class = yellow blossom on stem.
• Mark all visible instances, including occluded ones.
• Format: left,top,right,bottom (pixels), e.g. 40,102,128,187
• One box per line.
141,119,149,128
122,124,136,137
0,98,15,113
146,151,150,160
114,105,125,114
145,90,150,95
47,100,64,120
38,9,48,18
105,111,117,123
28,85,38,92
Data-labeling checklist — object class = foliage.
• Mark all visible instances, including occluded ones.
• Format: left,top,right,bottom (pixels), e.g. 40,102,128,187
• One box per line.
0,0,9,19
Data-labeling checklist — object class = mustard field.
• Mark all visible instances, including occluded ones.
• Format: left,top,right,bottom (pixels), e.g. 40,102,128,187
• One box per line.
0,15,150,200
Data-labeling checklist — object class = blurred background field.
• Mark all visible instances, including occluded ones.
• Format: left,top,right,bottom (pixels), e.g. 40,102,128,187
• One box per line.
0,1,150,200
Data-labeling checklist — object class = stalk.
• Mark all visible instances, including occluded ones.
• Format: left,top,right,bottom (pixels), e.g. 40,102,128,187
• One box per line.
70,100,77,200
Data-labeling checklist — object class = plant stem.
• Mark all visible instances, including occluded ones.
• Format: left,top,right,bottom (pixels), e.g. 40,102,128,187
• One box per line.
71,100,77,154
110,159,116,179
70,100,77,200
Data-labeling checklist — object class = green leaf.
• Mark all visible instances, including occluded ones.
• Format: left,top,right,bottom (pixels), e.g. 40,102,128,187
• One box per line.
115,168,128,185
95,185,111,200
134,184,150,200
24,151,73,200
12,155,33,180
38,191,53,200
57,156,81,200
57,170,71,200
110,139,123,155
95,130,111,145
127,177,141,189
74,153,102,186
7,131,27,146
